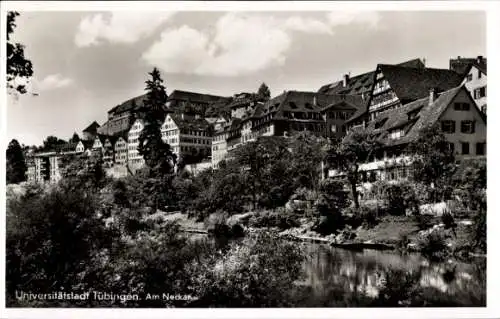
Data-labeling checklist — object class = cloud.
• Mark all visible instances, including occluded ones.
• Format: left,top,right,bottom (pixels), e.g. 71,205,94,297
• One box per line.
284,16,333,34
75,12,175,47
37,74,74,91
142,13,292,77
142,11,381,77
327,11,381,28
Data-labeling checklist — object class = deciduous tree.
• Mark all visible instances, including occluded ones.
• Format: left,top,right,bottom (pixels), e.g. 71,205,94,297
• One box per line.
325,128,381,208
7,12,34,95
409,124,457,202
257,82,271,101
6,139,27,184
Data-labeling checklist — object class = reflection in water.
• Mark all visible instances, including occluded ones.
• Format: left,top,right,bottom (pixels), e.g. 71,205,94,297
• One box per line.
299,243,486,306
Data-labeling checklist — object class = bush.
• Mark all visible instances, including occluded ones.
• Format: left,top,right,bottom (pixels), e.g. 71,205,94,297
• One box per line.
441,211,456,230
414,214,433,231
6,184,117,306
343,205,380,229
417,230,449,260
248,209,300,230
375,181,420,216
189,232,304,307
471,209,486,253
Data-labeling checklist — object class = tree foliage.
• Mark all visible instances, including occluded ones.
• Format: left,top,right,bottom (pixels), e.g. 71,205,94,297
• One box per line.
257,82,271,101
409,125,456,201
70,132,80,143
6,139,27,184
41,135,67,152
7,12,34,95
325,128,381,208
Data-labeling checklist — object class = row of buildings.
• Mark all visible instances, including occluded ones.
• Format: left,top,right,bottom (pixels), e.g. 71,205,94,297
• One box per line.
26,55,487,184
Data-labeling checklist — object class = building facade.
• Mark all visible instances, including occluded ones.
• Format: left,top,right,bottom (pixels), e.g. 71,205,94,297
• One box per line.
128,119,146,170
114,136,128,166
449,56,487,114
161,113,212,162
330,85,486,183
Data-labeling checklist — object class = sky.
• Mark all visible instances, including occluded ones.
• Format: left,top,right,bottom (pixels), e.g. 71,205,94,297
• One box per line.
6,10,486,146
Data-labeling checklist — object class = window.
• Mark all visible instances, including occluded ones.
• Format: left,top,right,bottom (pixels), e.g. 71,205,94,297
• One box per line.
478,70,482,78
474,87,486,99
454,103,470,111
330,124,337,133
461,142,470,155
481,105,487,114
441,120,455,133
389,129,404,140
461,120,475,134
466,74,473,82
446,142,455,154
476,142,486,155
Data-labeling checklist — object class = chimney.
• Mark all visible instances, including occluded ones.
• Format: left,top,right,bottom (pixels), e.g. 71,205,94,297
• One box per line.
457,56,461,60
477,55,483,64
422,58,426,67
343,74,350,87
429,88,436,105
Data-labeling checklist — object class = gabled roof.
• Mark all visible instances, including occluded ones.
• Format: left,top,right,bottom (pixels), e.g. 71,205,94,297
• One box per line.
83,121,100,133
377,64,464,104
319,95,365,112
317,58,425,96
168,114,211,131
449,56,487,75
82,140,94,150
362,85,466,147
261,91,363,119
101,134,119,146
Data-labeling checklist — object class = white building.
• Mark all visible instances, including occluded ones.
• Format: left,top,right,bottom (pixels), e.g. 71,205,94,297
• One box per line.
127,119,145,170
452,56,487,114
161,113,212,162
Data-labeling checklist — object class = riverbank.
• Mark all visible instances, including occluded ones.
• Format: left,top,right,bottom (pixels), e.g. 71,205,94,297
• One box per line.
154,211,482,259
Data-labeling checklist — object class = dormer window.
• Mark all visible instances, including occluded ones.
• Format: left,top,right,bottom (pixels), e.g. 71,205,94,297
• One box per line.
389,129,405,140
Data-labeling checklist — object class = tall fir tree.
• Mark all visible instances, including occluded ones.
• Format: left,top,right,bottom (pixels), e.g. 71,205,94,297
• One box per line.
6,139,27,184
138,68,176,175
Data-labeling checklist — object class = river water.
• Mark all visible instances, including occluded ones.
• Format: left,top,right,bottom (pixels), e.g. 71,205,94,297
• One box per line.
297,243,486,306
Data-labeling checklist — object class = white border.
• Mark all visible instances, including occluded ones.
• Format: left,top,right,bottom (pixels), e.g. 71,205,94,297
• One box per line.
1,1,499,319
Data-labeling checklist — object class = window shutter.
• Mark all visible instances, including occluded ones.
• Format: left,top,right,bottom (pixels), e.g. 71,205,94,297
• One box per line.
471,121,475,133
451,121,456,133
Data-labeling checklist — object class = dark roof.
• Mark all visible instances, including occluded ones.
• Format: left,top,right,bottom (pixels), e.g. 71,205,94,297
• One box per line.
261,91,363,119
82,121,100,133
55,142,78,153
449,56,487,75
397,58,426,69
169,114,211,131
82,140,94,150
377,64,463,104
101,134,119,146
168,90,228,104
319,94,365,112
318,59,425,96
362,85,465,147
108,94,147,115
